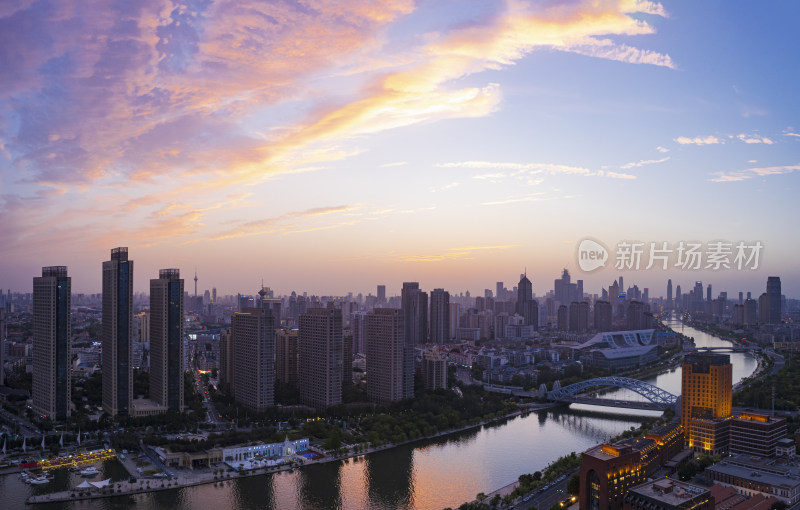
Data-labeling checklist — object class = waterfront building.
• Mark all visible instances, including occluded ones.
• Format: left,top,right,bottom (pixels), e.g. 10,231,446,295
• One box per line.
365,308,408,403
299,308,343,409
222,437,309,466
681,352,732,454
574,329,659,372
149,269,184,411
32,266,71,421
102,247,134,417
231,307,275,411
580,442,645,510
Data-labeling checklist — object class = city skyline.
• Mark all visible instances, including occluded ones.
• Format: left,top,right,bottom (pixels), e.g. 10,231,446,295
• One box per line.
1,1,799,296
3,256,796,303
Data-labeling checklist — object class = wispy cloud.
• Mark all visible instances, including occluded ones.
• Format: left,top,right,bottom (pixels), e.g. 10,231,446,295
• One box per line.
400,244,520,262
737,134,773,144
0,0,675,256
429,182,461,192
656,146,669,153
675,136,722,145
380,161,408,168
440,161,592,175
480,193,572,206
621,156,670,169
439,160,636,180
710,164,800,182
600,171,637,180
207,205,359,242
2,0,674,188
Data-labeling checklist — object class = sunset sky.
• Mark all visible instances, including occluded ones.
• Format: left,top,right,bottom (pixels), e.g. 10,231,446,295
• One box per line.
1,0,799,298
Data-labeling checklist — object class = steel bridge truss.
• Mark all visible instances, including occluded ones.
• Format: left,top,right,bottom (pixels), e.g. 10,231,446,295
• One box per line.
548,376,678,408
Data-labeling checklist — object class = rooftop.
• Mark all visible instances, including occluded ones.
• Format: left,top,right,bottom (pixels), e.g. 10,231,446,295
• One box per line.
627,478,710,505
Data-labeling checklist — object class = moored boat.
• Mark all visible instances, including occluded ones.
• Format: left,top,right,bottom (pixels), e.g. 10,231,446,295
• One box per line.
80,466,100,476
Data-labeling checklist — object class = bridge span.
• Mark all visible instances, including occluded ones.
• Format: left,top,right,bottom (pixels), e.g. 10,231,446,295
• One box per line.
547,376,678,411
692,345,758,353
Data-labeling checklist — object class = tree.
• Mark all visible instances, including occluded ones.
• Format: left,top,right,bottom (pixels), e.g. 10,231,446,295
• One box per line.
476,492,487,501
325,426,343,451
567,474,580,496
677,461,698,481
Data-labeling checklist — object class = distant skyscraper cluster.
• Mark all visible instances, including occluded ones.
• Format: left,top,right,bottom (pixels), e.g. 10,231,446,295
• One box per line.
20,246,791,423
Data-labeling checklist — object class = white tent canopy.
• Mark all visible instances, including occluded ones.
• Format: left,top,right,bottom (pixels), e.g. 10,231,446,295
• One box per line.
90,478,112,489
76,481,91,489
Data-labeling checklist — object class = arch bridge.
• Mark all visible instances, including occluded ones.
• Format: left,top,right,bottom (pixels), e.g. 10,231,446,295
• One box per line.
548,376,678,411
693,345,758,353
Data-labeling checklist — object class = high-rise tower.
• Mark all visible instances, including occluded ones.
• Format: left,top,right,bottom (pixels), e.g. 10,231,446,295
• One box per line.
667,279,673,307
366,308,409,403
516,271,532,314
681,352,732,454
401,282,428,345
767,277,782,324
299,308,342,409
102,247,133,417
32,266,71,421
231,307,275,411
429,288,450,344
0,308,6,389
149,269,184,411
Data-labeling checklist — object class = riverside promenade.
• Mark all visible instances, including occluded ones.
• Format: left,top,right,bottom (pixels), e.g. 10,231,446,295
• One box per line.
27,403,561,505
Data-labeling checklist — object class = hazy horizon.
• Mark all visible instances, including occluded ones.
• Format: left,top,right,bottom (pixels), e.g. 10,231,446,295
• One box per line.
2,1,799,299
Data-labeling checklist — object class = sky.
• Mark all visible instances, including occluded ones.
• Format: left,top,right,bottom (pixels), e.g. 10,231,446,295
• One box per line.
1,0,799,298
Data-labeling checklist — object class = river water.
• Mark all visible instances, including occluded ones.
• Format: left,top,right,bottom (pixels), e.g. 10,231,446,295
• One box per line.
3,318,755,509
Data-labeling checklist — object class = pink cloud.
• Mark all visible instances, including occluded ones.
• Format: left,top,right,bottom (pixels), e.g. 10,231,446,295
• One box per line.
1,0,673,255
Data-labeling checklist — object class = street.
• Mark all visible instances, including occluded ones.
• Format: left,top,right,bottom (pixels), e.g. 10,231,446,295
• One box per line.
0,406,41,438
514,474,575,510
194,369,225,427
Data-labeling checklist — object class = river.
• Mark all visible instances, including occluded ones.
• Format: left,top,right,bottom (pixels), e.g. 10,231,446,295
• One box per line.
3,318,756,509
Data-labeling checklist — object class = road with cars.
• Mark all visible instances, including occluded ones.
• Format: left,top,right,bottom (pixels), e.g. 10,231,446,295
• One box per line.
0,407,42,438
514,471,577,510
193,370,225,427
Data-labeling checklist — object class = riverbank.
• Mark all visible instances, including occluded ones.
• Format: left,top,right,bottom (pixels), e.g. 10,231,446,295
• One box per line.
470,318,761,510
26,402,562,505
